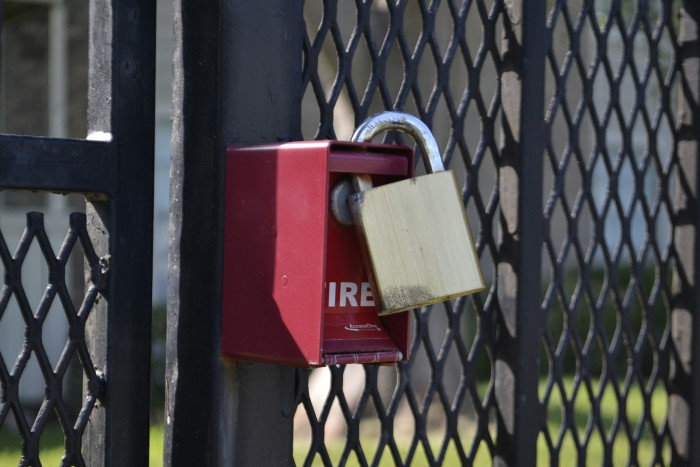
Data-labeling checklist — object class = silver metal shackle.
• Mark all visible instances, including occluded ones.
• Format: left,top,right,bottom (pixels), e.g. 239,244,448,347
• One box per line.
351,111,445,173
330,111,445,226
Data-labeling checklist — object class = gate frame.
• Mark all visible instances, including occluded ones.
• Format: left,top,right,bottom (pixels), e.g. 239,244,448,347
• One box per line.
0,0,155,464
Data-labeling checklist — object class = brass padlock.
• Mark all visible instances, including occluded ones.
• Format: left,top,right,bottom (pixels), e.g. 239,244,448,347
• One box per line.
349,111,485,315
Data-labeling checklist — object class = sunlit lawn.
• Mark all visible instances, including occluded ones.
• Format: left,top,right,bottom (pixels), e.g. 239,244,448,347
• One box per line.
0,379,670,466
0,424,165,467
293,378,671,466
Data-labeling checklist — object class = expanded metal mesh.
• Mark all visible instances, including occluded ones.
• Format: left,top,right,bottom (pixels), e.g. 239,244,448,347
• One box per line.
0,211,105,466
295,0,682,466
539,1,679,465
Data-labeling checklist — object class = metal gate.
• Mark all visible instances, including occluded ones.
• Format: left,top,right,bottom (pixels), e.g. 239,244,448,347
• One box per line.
0,0,155,465
292,0,699,465
6,0,685,465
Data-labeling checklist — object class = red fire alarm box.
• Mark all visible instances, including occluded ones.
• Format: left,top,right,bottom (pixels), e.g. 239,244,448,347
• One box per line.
221,141,414,367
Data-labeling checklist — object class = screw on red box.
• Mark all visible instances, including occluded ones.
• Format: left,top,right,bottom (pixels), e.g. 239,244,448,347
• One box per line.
221,140,414,367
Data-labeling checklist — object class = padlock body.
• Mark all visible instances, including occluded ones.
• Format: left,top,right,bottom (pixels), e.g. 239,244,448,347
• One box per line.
222,141,413,367
350,171,485,315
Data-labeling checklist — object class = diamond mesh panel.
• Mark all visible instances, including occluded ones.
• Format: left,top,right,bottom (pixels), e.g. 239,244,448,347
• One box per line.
295,0,683,466
0,211,106,466
539,1,679,465
296,1,502,465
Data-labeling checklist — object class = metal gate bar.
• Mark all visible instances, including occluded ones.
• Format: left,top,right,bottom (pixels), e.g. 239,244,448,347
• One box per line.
0,136,115,194
83,0,156,464
494,0,547,465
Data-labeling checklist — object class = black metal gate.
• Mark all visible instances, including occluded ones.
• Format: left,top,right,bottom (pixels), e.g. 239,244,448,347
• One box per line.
163,0,700,465
291,1,699,465
0,0,155,465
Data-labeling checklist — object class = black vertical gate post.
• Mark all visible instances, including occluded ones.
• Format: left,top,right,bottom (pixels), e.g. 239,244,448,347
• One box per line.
84,0,156,464
166,1,303,465
671,1,700,464
494,1,547,465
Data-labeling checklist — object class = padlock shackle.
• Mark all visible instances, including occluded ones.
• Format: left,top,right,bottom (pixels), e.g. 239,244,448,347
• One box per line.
351,111,445,173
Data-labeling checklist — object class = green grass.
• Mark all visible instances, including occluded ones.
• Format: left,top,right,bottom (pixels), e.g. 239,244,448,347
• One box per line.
0,424,165,466
293,378,671,466
293,435,492,466
0,380,670,466
537,377,670,466
0,422,65,466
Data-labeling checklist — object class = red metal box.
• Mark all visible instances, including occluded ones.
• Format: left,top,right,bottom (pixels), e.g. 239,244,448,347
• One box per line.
221,141,413,367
